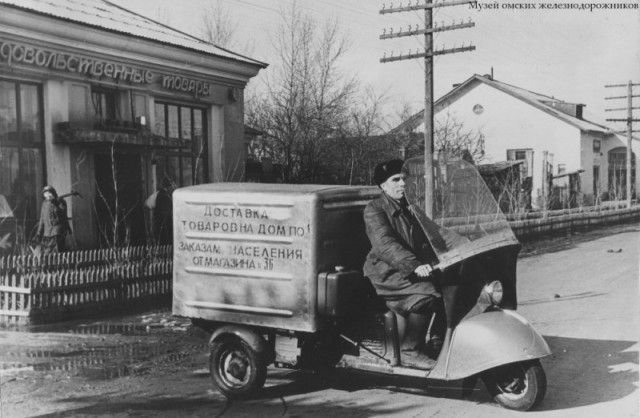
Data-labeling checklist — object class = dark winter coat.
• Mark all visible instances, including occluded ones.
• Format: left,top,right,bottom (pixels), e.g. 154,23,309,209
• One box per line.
363,192,441,307
154,188,173,244
36,198,69,238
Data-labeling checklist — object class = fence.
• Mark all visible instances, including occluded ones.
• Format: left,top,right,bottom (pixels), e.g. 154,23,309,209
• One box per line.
1,205,637,325
510,204,640,239
0,245,172,325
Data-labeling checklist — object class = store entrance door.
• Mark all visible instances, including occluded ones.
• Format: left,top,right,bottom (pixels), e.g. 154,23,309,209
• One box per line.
94,153,146,247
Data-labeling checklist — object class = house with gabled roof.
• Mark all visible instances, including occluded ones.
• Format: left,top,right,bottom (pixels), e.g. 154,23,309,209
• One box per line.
0,0,267,248
391,74,638,209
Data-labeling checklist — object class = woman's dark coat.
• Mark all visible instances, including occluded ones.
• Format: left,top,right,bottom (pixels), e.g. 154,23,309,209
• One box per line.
36,198,69,238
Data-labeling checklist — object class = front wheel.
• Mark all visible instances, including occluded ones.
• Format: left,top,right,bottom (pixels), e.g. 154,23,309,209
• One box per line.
481,360,547,411
210,335,267,399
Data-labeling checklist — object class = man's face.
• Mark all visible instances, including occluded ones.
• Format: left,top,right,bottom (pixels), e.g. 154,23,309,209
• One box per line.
380,173,406,201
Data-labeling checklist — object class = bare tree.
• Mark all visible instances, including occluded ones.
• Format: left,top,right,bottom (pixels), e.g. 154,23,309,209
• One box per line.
434,113,485,162
343,87,388,184
246,4,357,183
394,110,485,163
323,86,396,185
153,6,172,26
201,0,238,48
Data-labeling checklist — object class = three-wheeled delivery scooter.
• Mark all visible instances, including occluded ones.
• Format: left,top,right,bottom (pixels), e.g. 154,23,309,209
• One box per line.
172,157,551,411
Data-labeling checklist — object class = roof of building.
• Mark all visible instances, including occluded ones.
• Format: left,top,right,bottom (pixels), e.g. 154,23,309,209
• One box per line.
613,132,640,144
390,74,612,135
477,160,524,175
0,0,267,68
552,169,585,179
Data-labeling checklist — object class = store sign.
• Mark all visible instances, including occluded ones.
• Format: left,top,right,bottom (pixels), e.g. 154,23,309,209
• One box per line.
0,40,212,97
161,75,211,97
0,40,153,84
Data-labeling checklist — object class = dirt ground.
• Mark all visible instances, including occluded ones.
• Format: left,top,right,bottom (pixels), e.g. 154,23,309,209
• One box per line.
0,313,217,417
0,223,638,417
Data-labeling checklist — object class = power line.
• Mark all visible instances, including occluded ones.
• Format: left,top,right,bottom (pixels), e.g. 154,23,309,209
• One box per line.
380,0,475,217
231,0,281,14
604,80,638,207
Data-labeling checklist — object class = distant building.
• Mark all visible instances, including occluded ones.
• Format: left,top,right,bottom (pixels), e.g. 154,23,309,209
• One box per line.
391,74,639,209
477,161,527,213
0,0,267,248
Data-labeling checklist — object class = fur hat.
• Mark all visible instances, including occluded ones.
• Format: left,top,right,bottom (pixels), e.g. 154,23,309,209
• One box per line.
373,159,404,186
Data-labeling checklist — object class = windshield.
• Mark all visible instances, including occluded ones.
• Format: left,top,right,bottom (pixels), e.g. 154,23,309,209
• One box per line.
404,156,520,269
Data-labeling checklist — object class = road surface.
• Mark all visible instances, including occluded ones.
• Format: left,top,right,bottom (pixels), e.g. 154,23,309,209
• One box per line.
0,223,638,417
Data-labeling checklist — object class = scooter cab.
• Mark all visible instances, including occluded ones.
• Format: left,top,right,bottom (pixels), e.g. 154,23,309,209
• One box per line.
172,157,550,411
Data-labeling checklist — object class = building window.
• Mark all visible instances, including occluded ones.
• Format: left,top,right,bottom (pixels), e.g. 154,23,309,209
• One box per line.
608,147,636,200
88,87,147,129
593,139,601,153
507,148,534,178
472,104,484,114
91,87,119,124
0,79,45,248
557,164,566,174
153,102,207,187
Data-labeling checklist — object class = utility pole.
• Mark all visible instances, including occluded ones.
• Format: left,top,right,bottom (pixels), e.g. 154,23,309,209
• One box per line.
605,81,640,207
380,0,475,217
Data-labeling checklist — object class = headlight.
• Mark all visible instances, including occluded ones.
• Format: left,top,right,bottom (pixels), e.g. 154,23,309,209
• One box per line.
483,280,503,306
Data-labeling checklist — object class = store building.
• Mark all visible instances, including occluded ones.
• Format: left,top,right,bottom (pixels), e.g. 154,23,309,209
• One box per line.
0,0,267,249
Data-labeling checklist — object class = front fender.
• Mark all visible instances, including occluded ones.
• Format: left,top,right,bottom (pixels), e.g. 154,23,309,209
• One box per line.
429,310,550,380
209,325,274,363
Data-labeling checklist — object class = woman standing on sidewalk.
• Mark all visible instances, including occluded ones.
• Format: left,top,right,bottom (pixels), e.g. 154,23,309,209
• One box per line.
34,185,70,254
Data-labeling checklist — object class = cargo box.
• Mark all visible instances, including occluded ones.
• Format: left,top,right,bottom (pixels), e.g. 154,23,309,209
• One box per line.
172,183,380,332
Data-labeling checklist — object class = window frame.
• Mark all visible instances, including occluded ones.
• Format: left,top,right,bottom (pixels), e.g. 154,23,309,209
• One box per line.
607,147,637,198
0,77,46,175
0,78,46,246
153,100,208,186
593,139,601,153
557,163,566,175
90,86,120,123
506,148,534,179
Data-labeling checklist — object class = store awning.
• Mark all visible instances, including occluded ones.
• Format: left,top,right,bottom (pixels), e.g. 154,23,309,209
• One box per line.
54,122,189,149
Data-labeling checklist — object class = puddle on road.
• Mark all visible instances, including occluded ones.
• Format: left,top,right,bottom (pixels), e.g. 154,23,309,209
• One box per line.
1,314,208,380
0,342,209,380
19,316,191,336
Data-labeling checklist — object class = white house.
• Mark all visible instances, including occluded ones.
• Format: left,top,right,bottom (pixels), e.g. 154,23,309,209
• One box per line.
392,74,639,208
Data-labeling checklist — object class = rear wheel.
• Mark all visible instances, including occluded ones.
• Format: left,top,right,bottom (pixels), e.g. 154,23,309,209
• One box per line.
481,360,546,411
210,335,267,399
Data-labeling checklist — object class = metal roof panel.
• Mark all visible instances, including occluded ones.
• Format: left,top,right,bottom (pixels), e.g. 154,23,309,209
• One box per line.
0,0,267,67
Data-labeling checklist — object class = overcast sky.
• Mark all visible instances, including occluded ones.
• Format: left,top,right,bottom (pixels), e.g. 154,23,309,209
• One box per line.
113,0,640,127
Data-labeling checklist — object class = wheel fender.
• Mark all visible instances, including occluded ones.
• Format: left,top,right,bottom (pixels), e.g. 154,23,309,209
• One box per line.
429,310,550,380
209,325,274,363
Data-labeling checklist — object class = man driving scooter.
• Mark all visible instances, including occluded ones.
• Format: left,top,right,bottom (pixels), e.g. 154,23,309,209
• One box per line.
363,159,445,367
